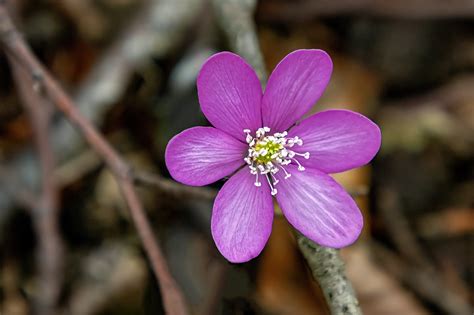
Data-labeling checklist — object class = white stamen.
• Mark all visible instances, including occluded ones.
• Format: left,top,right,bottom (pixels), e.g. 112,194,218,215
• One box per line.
279,164,292,179
292,158,305,171
254,172,261,187
243,127,310,195
291,151,310,159
265,175,277,195
270,172,279,185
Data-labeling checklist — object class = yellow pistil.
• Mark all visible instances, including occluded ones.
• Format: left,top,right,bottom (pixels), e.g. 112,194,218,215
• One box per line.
254,140,283,164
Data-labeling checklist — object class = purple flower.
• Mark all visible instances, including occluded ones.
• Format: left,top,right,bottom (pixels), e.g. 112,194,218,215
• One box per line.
165,50,381,263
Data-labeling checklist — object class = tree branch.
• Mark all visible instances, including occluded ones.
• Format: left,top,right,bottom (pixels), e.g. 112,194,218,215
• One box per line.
0,6,189,315
0,0,203,229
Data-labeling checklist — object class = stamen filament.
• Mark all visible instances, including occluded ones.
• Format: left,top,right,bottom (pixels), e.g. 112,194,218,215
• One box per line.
254,172,261,187
293,151,310,159
265,174,277,196
292,158,305,171
279,164,292,179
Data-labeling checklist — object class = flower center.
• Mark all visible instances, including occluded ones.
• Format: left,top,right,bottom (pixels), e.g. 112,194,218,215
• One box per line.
243,127,309,196
254,140,283,164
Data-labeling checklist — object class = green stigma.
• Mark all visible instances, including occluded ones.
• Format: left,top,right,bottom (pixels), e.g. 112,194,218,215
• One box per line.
254,140,283,164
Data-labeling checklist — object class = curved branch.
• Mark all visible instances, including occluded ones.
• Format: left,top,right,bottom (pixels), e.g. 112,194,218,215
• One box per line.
0,6,189,315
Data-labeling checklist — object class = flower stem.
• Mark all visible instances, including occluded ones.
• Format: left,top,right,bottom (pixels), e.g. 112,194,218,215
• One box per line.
298,236,362,315
213,2,363,314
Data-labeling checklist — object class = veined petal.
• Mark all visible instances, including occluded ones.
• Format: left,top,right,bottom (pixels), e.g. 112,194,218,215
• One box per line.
275,165,363,248
198,52,263,141
165,127,246,186
212,167,274,263
262,49,332,132
289,109,381,173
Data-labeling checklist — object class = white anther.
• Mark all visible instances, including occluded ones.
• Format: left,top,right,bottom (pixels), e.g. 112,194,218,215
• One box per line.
264,175,278,196
292,158,306,171
270,173,279,185
278,165,292,179
244,126,309,194
281,159,291,165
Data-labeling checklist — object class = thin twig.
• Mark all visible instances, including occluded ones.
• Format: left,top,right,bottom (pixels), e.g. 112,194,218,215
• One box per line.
211,0,267,83
136,172,367,201
198,261,228,315
134,171,217,201
377,188,431,267
212,1,362,314
259,0,474,21
0,6,189,315
52,144,217,201
0,0,203,228
375,188,472,314
10,55,64,315
371,241,472,315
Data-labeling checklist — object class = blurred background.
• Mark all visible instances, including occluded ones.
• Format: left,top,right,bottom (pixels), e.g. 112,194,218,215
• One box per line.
0,0,473,314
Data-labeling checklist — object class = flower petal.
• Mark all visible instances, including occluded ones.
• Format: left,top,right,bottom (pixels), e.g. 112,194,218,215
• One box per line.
211,167,274,263
197,52,263,141
275,165,363,248
289,109,381,173
165,127,246,186
262,49,333,132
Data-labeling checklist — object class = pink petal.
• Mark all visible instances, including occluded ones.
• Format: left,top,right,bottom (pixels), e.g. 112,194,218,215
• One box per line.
197,52,263,141
289,109,381,173
211,167,274,263
262,49,333,132
275,165,363,248
165,127,246,186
